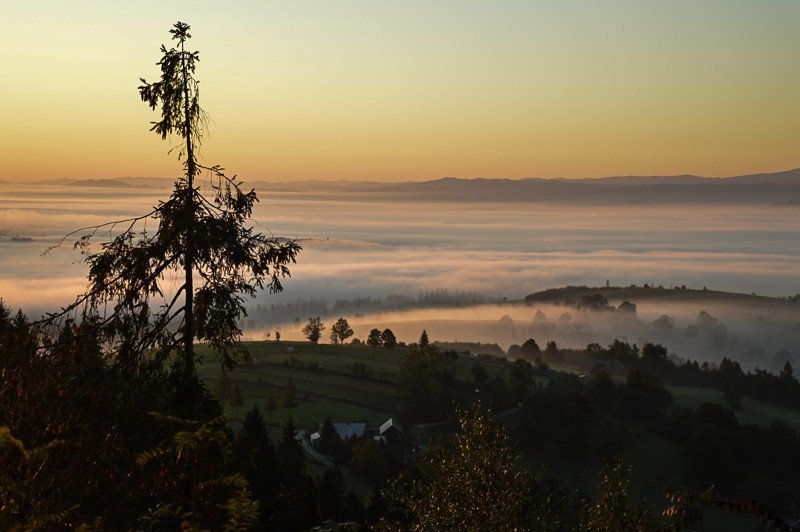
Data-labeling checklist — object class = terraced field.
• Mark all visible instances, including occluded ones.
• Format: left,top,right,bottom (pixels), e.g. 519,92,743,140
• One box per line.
669,385,800,432
196,341,413,429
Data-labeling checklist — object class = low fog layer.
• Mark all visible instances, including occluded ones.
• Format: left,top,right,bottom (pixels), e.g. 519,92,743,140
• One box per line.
2,179,799,370
242,293,799,372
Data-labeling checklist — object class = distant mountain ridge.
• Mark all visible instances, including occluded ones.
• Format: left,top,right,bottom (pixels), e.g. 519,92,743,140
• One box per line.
255,168,800,204
568,168,800,186
69,178,134,188
391,168,800,203
25,177,174,188
15,168,800,204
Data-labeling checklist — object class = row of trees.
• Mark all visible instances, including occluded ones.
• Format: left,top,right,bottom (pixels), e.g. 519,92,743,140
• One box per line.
300,316,355,344
298,316,401,349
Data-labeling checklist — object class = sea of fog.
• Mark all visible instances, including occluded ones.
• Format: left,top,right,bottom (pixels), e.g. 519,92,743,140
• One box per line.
1,181,799,361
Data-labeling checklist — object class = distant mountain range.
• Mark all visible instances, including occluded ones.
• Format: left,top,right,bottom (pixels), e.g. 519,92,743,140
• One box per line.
27,177,174,189
249,168,800,204
14,168,800,204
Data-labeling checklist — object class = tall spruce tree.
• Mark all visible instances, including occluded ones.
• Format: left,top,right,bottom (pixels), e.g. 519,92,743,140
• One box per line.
51,22,299,396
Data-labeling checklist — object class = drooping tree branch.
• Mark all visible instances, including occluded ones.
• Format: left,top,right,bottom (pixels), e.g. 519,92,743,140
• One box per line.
40,22,300,404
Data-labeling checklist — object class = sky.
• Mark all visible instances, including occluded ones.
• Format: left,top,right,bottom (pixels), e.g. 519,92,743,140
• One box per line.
2,1,799,183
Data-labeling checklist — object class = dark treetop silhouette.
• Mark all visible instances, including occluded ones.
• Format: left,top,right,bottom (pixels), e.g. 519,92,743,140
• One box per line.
50,21,300,387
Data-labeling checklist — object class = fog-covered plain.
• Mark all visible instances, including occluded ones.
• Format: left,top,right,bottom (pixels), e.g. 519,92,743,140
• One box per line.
1,179,799,367
266,298,797,372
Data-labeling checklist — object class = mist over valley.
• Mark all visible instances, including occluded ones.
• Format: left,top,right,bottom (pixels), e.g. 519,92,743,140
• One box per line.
2,174,798,371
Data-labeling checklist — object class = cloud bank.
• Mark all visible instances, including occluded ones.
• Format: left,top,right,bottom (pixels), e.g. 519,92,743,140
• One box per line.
1,182,799,321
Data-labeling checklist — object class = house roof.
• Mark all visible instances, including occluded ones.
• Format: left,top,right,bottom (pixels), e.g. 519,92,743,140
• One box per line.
380,418,403,435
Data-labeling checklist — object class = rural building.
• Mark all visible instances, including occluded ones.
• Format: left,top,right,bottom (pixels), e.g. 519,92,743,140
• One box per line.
378,418,404,445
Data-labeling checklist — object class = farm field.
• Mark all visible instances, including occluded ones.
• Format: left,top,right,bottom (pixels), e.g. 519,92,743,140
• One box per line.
199,341,800,439
669,385,800,432
194,339,800,529
198,340,550,429
196,341,411,429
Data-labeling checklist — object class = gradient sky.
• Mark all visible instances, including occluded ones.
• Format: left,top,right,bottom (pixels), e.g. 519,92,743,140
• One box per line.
2,1,798,183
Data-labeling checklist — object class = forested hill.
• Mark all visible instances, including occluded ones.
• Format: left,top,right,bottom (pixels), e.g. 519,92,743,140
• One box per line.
337,168,800,204
257,168,800,204
524,285,799,307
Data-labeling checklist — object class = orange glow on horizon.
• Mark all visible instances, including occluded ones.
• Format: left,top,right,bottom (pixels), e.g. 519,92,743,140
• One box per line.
1,2,798,183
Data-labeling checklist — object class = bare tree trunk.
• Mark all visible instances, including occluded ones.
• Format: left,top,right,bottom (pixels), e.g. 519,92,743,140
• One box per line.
181,38,196,384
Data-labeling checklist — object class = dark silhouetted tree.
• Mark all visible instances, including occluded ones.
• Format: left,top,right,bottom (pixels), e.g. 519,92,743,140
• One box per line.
49,22,300,399
520,338,541,357
380,328,397,349
418,329,430,348
329,317,353,345
607,339,639,366
319,415,342,456
235,405,276,505
781,360,795,381
276,416,306,488
642,342,668,361
302,317,324,343
367,328,382,348
0,299,11,336
509,358,534,397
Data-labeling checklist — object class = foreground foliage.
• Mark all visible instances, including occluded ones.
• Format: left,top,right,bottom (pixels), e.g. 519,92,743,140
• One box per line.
381,405,535,530
3,302,798,529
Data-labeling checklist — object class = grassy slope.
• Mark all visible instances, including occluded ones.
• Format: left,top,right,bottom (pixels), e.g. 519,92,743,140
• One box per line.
198,341,547,429
669,385,800,431
198,340,796,527
196,341,410,429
